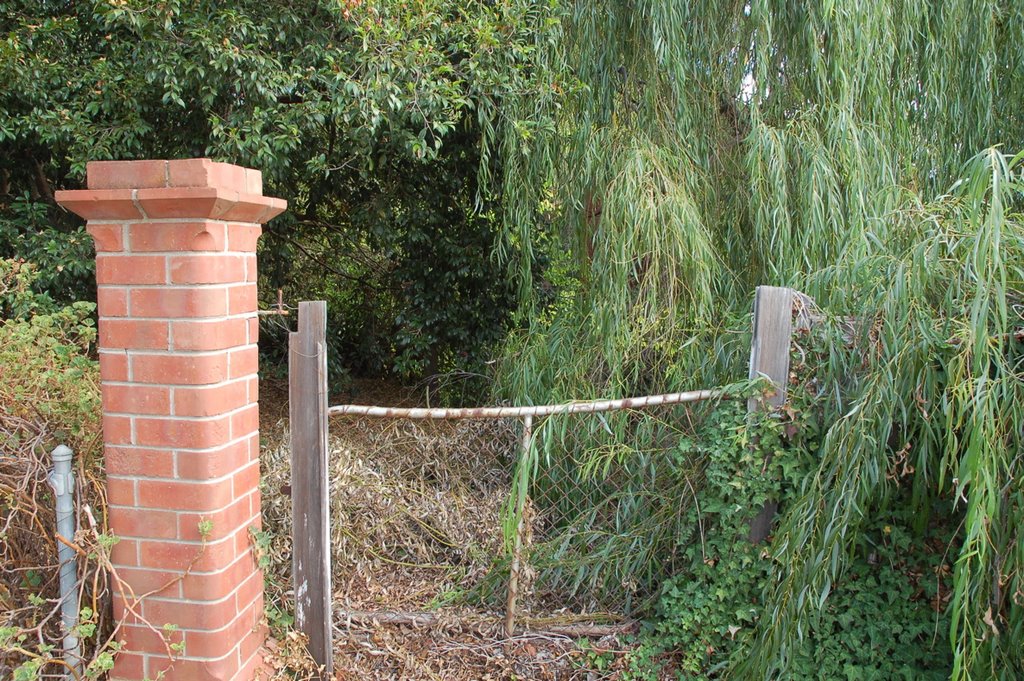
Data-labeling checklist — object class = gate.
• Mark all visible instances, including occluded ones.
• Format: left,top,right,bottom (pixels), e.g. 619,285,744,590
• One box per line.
287,287,802,676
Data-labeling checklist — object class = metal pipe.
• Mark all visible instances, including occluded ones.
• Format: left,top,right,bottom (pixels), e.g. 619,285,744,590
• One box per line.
49,445,82,679
329,388,725,420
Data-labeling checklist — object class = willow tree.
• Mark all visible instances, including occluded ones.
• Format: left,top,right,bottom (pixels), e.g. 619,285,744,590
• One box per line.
484,2,1024,679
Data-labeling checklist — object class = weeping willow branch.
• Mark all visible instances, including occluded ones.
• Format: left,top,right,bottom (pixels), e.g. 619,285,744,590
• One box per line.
481,1,1024,678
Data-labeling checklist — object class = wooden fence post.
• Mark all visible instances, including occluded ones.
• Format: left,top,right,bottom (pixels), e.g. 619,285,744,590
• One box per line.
289,301,333,675
747,286,795,544
504,414,533,636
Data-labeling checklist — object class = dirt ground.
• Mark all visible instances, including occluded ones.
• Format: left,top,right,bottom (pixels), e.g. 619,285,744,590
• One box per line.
257,378,667,680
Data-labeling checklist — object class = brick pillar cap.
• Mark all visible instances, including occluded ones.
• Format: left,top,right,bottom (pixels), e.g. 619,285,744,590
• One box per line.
54,159,286,222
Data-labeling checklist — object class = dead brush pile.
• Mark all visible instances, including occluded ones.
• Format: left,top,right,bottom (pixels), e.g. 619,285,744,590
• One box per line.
258,382,661,680
0,260,117,679
260,406,519,613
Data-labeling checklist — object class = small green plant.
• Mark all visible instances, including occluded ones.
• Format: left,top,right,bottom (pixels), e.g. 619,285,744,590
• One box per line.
249,525,295,632
164,623,185,656
575,638,617,673
12,658,42,681
197,518,214,541
248,526,274,571
84,640,123,679
619,642,664,681
264,602,295,632
94,531,120,554
74,607,98,640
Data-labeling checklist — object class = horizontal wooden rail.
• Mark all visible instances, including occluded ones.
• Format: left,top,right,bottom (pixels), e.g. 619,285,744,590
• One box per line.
328,388,726,420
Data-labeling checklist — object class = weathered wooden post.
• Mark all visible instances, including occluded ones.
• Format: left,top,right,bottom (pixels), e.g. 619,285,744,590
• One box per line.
747,286,796,544
504,414,533,636
288,301,333,676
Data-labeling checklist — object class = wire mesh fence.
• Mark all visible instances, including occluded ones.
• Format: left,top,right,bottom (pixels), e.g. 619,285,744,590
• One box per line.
286,290,794,670
326,398,716,626
326,416,519,615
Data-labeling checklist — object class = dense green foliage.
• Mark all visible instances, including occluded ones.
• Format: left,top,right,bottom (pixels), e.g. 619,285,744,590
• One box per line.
0,258,99,449
0,0,548,379
3,1,1023,678
483,3,1023,679
654,355,954,679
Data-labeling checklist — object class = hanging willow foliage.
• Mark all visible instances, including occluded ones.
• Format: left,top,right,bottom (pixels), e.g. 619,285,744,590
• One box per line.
482,1,1024,678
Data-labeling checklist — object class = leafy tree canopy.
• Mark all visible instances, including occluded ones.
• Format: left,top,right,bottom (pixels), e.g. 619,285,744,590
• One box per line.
0,0,553,379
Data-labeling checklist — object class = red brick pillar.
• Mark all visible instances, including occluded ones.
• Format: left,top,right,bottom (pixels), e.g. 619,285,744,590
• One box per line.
55,160,286,681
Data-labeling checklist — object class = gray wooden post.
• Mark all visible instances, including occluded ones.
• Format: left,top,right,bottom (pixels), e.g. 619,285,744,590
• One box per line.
289,301,333,675
505,414,533,636
747,286,796,543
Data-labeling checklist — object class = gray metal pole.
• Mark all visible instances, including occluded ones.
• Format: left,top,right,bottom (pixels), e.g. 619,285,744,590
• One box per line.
49,445,82,679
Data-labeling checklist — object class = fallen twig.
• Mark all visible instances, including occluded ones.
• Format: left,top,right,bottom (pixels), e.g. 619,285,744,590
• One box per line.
334,608,638,638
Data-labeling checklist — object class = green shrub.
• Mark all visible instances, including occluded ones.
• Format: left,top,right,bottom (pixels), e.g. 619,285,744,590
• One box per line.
0,258,100,454
0,258,112,678
651,378,953,679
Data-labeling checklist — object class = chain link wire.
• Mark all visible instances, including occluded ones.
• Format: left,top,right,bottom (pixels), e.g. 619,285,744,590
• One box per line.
327,402,700,620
